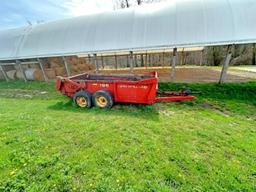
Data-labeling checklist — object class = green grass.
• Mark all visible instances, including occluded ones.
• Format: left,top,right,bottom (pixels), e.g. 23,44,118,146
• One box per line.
0,80,256,191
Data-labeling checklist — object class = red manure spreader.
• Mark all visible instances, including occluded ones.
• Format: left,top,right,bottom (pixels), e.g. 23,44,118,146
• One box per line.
56,71,195,109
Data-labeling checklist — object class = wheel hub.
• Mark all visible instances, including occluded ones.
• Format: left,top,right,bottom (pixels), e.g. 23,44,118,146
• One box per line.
76,96,87,107
96,96,107,107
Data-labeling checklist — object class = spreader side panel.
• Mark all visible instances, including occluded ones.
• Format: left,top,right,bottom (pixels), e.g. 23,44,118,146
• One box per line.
115,79,158,104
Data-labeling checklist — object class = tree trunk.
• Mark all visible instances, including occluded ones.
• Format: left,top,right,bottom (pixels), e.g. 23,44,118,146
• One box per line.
137,0,142,5
125,0,130,7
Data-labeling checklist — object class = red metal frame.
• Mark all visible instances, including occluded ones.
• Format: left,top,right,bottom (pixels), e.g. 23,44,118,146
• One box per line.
155,96,195,102
56,71,195,105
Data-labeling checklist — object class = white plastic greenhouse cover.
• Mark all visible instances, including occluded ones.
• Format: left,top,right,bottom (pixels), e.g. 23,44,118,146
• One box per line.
0,0,256,60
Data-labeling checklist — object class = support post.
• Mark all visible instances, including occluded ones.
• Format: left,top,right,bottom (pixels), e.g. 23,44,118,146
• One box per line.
62,56,71,76
199,49,204,66
16,60,27,82
219,45,232,84
126,55,129,68
162,52,165,68
129,51,134,73
37,58,48,81
114,54,118,70
0,64,8,81
171,48,177,82
141,54,144,67
149,54,152,67
134,54,138,67
94,54,99,74
101,55,105,69
252,44,256,65
158,54,161,66
145,53,148,69
180,48,185,65
88,54,91,64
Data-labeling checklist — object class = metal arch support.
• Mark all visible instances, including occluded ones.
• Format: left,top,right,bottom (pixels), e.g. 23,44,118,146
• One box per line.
37,58,48,81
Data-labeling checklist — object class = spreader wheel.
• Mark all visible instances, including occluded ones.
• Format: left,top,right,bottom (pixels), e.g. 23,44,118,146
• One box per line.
93,90,114,109
73,91,92,108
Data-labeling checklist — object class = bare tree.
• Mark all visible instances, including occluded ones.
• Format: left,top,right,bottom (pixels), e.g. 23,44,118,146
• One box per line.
137,0,142,5
114,0,164,9
114,0,130,9
125,0,130,7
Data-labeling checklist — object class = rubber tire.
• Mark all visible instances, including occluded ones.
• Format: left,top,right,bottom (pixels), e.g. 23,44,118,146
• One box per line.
73,91,92,108
92,90,114,109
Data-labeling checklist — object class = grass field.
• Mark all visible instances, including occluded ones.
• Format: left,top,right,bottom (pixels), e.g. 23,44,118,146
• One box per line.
0,80,256,191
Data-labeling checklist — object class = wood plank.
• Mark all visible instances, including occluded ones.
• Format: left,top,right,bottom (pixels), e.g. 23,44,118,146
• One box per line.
0,63,16,66
21,61,39,65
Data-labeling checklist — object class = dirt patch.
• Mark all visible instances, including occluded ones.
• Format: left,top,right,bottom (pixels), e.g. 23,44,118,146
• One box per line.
159,110,175,117
100,67,255,83
154,103,168,111
228,68,256,79
198,102,230,117
234,67,256,73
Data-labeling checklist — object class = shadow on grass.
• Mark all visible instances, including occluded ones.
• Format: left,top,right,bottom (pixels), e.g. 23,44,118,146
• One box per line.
48,100,160,121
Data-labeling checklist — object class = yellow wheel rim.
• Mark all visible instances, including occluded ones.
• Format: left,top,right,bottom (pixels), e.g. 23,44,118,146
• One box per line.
96,96,108,108
76,96,87,107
